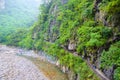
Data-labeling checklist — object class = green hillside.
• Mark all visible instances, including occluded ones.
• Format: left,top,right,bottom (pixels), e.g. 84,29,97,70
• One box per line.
1,0,120,80
0,0,41,42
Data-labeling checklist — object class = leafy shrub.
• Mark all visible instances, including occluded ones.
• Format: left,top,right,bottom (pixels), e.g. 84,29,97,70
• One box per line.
100,41,120,69
114,67,120,80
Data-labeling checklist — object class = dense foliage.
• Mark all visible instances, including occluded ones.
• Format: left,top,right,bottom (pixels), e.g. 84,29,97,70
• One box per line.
0,0,40,43
30,0,119,79
1,0,120,80
101,41,120,80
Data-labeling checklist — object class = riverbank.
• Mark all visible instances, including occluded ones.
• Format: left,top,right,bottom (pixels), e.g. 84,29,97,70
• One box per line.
0,45,48,80
22,56,68,80
0,45,68,80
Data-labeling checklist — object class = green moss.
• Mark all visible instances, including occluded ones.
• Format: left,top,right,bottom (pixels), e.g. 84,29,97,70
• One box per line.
101,0,120,14
114,67,120,80
100,41,120,80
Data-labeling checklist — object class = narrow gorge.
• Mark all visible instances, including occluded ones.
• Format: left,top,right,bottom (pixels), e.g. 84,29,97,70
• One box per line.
0,0,120,80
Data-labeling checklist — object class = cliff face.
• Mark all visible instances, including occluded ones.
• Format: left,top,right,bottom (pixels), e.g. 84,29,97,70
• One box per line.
2,0,120,79
95,0,120,28
24,0,120,80
0,0,5,10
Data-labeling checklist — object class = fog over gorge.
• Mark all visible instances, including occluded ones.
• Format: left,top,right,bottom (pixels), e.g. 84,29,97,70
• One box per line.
0,0,42,42
0,0,120,80
0,0,5,9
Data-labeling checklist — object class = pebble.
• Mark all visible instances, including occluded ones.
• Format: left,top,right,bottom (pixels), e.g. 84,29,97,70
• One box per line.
0,45,49,80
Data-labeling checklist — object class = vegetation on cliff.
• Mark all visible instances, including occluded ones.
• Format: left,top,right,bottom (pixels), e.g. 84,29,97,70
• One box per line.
1,0,120,80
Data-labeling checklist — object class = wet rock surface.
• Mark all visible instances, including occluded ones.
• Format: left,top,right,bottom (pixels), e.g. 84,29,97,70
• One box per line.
0,45,48,80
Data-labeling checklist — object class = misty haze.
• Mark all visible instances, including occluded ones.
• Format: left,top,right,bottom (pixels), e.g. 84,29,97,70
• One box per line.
0,0,120,80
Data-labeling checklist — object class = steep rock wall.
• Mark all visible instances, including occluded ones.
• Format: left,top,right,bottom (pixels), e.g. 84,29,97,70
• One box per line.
31,0,120,80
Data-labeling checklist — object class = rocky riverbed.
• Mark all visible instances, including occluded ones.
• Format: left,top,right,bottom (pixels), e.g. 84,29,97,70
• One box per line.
0,45,48,80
